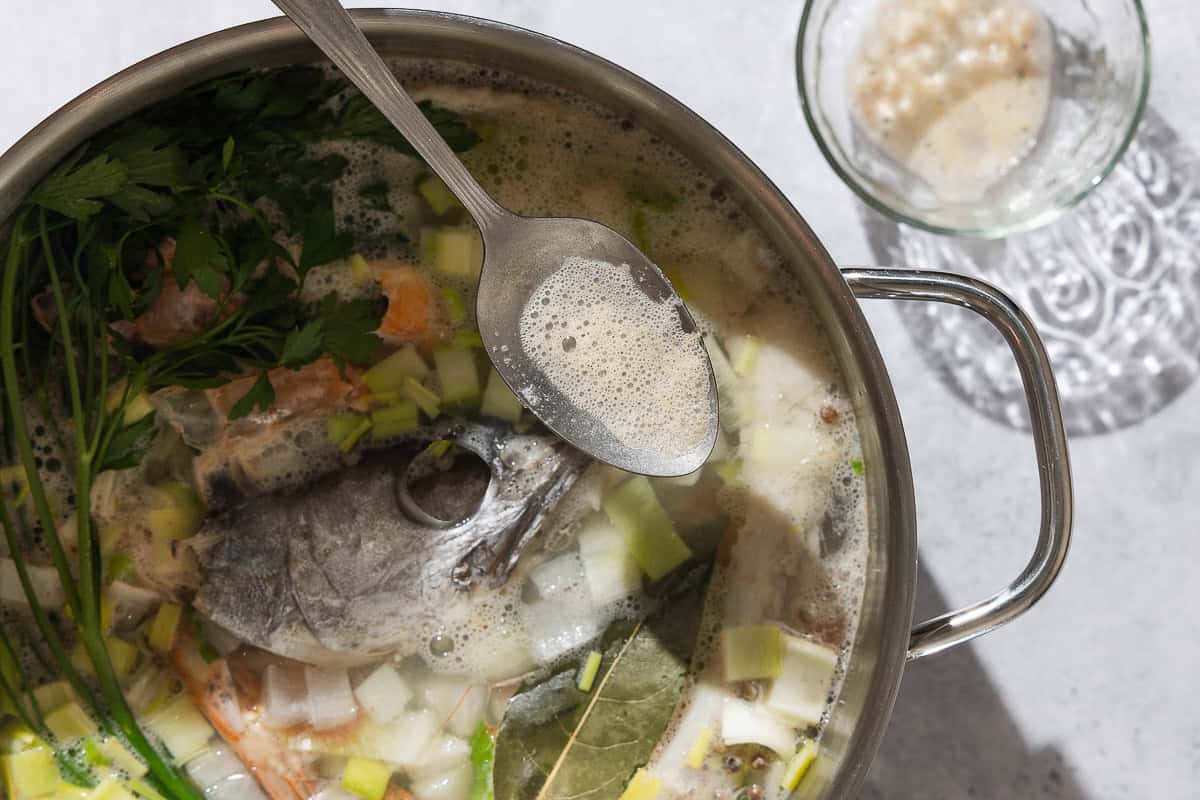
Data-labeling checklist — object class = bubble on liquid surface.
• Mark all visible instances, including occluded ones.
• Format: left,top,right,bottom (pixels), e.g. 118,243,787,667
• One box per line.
518,256,710,459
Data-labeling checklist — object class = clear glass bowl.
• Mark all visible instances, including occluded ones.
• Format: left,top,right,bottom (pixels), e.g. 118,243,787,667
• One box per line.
797,0,1150,237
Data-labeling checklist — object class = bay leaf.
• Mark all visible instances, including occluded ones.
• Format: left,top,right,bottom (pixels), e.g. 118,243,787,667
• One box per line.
494,569,708,800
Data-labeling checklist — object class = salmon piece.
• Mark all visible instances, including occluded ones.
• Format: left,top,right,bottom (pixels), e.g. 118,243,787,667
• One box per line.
207,359,364,423
375,262,441,345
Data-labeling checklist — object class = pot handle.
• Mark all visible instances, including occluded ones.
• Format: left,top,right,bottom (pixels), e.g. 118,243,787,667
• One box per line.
842,268,1073,661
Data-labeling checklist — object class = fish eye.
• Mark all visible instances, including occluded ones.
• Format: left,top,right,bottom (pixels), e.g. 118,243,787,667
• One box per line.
396,443,493,528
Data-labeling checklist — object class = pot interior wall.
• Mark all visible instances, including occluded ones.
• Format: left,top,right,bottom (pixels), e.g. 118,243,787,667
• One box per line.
0,12,916,797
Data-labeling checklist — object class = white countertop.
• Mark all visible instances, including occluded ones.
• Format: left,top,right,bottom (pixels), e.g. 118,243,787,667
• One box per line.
3,2,1197,797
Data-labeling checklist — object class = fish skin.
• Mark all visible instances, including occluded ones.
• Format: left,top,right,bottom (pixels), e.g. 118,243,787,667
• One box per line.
194,419,589,666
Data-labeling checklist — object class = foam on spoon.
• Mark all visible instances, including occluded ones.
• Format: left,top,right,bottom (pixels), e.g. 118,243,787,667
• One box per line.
518,256,710,460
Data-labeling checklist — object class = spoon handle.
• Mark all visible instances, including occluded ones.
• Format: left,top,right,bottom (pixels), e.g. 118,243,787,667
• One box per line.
271,0,507,228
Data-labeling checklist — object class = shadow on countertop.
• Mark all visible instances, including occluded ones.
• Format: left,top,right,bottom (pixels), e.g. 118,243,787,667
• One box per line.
859,563,1089,800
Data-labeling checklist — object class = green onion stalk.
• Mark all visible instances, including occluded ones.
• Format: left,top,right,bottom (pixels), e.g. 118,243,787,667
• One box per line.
1,208,204,799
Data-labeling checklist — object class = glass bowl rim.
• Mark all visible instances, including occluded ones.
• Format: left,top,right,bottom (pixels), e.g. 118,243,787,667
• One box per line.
794,0,1152,238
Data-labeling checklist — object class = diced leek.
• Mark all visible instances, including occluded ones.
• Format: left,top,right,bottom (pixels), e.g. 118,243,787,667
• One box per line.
602,477,692,581
617,769,660,800
347,253,372,285
32,682,73,715
440,287,468,324
328,414,372,453
126,778,168,800
418,175,463,216
2,746,58,799
104,552,134,584
422,227,483,281
781,741,819,792
685,727,713,769
45,702,98,742
0,720,40,753
729,334,761,376
147,603,183,653
479,368,522,423
147,482,203,540
721,624,783,682
145,694,212,764
57,782,92,799
576,651,602,692
703,335,744,433
362,345,430,394
105,638,139,684
403,377,441,419
763,636,838,727
341,756,393,800
434,347,481,411
82,737,105,765
85,777,138,800
370,402,420,440
95,738,147,779
721,698,796,757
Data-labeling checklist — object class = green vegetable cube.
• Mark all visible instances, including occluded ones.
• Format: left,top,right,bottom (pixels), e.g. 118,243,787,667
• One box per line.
434,346,482,410
2,746,57,799
418,175,463,216
341,756,393,800
370,402,420,440
602,477,692,581
402,377,441,419
328,414,372,453
85,777,138,800
422,228,483,281
45,702,98,742
720,624,783,682
362,345,430,394
479,369,523,424
148,603,183,653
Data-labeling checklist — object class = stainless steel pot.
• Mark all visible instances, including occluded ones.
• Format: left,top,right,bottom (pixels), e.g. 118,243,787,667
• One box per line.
0,11,1073,798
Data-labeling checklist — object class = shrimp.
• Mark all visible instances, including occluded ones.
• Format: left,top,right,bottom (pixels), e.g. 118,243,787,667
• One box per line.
170,629,318,800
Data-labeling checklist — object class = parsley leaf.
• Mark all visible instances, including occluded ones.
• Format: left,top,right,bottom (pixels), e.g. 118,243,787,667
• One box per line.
335,96,479,155
227,371,275,421
280,320,325,368
297,203,353,276
31,153,128,220
316,295,386,366
98,413,158,472
172,219,228,298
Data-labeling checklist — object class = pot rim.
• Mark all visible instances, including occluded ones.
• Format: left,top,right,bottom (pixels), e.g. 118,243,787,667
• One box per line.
0,11,918,797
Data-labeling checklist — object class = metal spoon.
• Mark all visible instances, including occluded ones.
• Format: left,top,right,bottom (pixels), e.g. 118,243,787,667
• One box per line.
272,0,718,476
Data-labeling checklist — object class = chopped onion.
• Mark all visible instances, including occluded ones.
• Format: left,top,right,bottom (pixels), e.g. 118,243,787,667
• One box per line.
419,676,487,738
416,734,471,777
577,514,642,605
262,665,308,729
721,698,797,757
522,598,601,664
0,558,65,608
305,666,358,731
763,636,838,726
369,710,439,767
186,741,268,800
411,762,472,800
353,664,413,725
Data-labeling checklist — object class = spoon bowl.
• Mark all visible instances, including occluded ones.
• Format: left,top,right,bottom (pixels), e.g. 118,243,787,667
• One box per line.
272,0,719,475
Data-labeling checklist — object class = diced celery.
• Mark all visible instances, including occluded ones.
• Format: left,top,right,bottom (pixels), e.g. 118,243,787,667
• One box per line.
703,335,744,433
46,702,98,742
440,287,468,324
85,777,138,800
617,769,660,800
403,377,441,419
341,756,392,800
362,345,430,394
422,228,483,281
347,254,372,285
434,347,481,411
328,414,372,453
105,638,139,684
602,477,692,581
479,369,522,424
2,746,58,799
418,175,463,216
576,650,602,692
685,727,713,769
147,603,183,653
95,738,146,779
370,402,420,440
32,682,73,715
147,482,203,540
763,636,838,727
721,624,783,682
781,741,819,792
145,694,212,763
